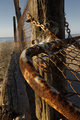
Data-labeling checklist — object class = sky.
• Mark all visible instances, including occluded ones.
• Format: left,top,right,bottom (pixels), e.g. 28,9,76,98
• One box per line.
0,0,27,37
0,0,80,37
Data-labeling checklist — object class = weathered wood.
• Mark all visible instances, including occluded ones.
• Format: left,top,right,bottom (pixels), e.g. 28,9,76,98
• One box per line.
13,0,25,48
13,16,16,42
13,0,21,23
29,0,67,120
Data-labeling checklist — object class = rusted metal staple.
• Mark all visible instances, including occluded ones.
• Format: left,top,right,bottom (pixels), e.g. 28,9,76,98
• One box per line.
19,36,80,120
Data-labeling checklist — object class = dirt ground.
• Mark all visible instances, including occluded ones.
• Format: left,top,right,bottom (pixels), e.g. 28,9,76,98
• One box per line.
0,41,15,105
0,42,31,120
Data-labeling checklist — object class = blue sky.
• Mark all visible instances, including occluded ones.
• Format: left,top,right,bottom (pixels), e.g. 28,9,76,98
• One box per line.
0,0,27,37
65,0,80,35
0,0,80,37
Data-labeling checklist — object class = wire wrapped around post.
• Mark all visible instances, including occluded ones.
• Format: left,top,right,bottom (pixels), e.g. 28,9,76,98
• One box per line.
19,37,80,120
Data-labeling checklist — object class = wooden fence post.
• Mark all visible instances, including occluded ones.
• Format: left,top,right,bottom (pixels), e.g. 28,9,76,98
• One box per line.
13,16,16,42
13,0,25,48
29,0,67,120
13,0,21,23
